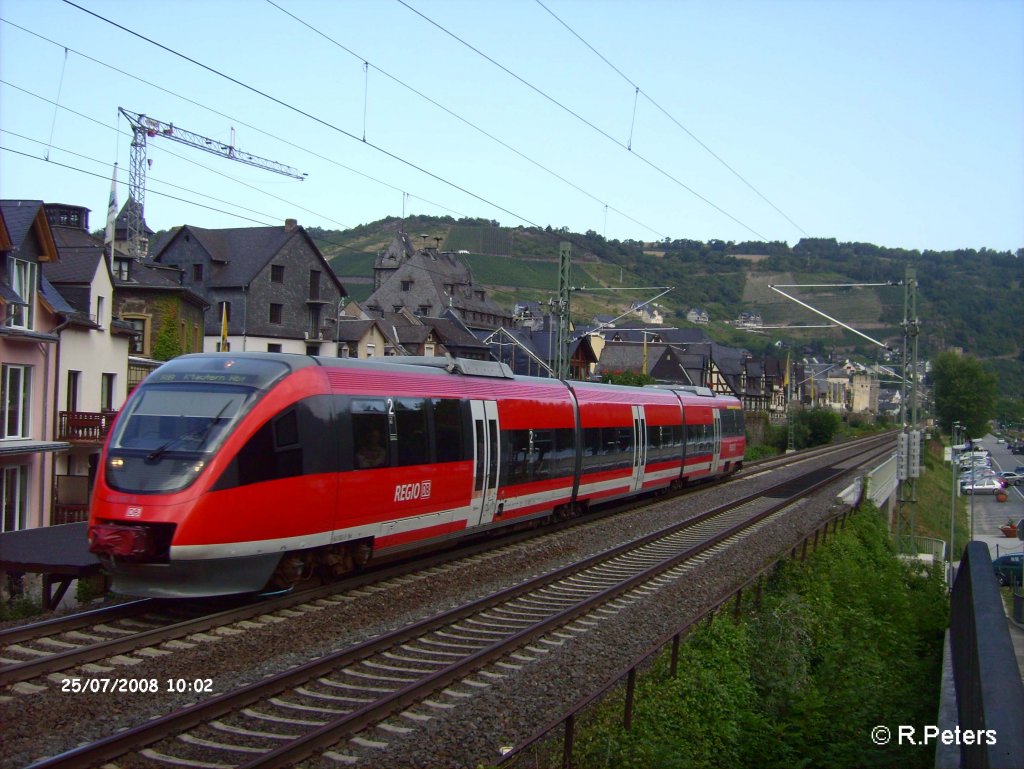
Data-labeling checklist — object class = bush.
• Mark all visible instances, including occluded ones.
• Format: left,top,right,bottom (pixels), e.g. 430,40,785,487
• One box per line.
570,507,948,769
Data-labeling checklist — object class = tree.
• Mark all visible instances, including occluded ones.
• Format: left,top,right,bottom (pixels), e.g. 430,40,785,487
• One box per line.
930,352,998,436
790,407,841,449
600,370,655,387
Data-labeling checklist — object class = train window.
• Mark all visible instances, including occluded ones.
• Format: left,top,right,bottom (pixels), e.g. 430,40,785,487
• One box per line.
487,420,499,488
474,419,485,491
720,408,745,438
552,428,575,476
532,429,554,478
582,427,604,470
274,409,299,448
351,399,389,469
271,409,303,477
614,426,633,453
686,423,713,453
395,398,427,466
670,425,683,447
433,399,465,463
502,427,575,484
581,426,633,472
503,429,532,485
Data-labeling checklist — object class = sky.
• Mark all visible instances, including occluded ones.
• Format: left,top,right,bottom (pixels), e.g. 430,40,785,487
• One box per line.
1,0,1022,253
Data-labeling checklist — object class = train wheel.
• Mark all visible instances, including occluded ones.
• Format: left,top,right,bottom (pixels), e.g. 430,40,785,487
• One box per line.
266,554,308,593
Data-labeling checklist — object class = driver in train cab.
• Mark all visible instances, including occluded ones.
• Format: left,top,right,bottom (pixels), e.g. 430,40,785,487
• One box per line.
356,428,386,468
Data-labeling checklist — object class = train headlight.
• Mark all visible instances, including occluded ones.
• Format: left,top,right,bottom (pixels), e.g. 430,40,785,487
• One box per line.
192,460,205,473
109,458,124,468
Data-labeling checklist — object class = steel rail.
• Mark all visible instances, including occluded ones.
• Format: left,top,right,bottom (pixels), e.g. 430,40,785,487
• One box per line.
3,431,891,689
27,435,892,769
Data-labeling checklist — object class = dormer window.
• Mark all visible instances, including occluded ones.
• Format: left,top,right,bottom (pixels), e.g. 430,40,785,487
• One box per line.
5,257,36,329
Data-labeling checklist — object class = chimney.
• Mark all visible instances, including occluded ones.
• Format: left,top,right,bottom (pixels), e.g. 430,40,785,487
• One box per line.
284,218,298,232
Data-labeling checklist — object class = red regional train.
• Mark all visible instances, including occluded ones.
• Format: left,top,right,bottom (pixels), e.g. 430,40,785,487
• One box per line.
88,353,745,598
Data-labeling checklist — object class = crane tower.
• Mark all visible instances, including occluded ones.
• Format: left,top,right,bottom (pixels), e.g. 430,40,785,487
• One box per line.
119,107,306,259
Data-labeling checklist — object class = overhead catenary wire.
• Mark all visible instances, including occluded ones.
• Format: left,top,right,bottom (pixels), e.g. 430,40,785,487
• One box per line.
0,19,468,223
0,78,354,229
29,4,669,271
1,143,409,265
395,0,770,241
533,0,809,238
262,0,664,239
60,0,549,233
1,146,281,227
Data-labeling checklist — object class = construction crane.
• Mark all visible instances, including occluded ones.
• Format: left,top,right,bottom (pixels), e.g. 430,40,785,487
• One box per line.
118,107,306,259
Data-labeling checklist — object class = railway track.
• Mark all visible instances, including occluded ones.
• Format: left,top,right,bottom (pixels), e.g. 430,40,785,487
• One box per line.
0,432,893,694
25,435,893,768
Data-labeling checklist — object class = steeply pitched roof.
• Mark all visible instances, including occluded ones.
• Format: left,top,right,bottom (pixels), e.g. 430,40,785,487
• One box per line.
44,226,105,285
609,327,710,345
114,259,208,307
1,200,58,262
1,200,44,248
39,275,77,315
155,223,345,295
594,341,695,384
374,231,417,270
334,319,377,343
114,197,154,236
365,244,511,329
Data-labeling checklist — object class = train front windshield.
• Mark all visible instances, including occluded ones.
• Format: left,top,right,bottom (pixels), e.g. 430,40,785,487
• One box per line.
104,357,290,494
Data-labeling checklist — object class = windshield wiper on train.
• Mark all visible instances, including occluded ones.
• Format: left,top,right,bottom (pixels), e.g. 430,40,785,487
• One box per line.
145,402,232,462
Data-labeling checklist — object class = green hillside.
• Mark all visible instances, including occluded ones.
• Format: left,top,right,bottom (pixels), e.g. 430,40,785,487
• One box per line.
311,217,1024,399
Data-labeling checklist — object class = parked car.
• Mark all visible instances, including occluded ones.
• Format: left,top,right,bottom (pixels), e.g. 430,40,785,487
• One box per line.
992,553,1023,587
997,471,1024,487
960,476,1007,494
959,467,998,482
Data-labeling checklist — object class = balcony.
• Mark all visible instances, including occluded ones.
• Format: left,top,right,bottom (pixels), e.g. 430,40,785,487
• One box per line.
59,410,118,443
53,474,90,525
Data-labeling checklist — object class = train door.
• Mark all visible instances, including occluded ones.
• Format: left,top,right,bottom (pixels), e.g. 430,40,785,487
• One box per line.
469,400,500,526
631,405,647,491
710,407,722,474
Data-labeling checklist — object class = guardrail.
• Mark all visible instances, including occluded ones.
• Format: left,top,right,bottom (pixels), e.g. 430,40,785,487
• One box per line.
947,541,1024,768
58,410,118,442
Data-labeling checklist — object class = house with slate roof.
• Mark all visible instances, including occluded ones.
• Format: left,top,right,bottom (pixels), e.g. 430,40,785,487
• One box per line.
477,319,598,379
364,233,513,331
1,201,67,533
41,204,138,523
153,219,346,355
112,256,208,377
594,341,696,384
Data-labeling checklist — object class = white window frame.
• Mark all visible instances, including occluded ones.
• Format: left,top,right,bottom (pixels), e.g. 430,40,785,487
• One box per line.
2,364,31,438
123,315,148,355
6,256,37,329
2,464,29,533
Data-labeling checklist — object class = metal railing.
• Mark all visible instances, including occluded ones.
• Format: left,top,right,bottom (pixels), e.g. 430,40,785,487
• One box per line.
58,410,118,441
948,541,1024,768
